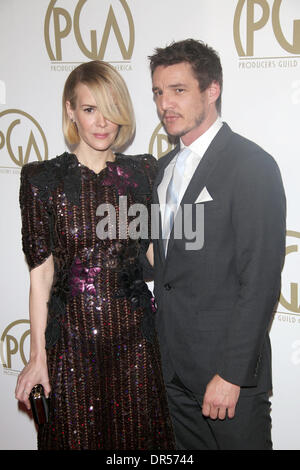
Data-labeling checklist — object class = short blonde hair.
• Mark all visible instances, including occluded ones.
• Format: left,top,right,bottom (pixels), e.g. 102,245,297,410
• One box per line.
62,61,135,151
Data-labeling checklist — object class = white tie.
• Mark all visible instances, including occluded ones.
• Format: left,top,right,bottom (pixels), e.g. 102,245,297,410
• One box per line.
163,147,190,253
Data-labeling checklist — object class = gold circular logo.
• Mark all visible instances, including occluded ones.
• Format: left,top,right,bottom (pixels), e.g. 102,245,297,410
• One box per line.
0,109,48,167
148,122,176,160
44,0,135,62
0,319,30,373
234,0,300,57
279,230,300,314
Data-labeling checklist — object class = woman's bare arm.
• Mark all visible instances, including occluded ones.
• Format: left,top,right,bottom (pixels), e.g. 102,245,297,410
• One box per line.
15,255,54,410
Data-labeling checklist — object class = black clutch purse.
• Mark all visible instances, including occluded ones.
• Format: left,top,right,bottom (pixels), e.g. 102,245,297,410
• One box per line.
29,384,49,427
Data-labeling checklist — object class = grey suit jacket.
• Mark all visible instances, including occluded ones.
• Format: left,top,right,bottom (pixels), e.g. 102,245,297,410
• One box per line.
152,123,286,395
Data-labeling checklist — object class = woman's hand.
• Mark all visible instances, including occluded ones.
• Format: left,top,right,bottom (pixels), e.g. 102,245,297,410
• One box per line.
15,354,51,411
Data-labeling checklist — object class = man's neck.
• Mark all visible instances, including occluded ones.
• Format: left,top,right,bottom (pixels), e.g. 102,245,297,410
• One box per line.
181,112,220,147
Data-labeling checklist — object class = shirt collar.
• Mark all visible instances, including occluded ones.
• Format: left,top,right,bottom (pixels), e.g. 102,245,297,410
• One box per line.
180,117,223,159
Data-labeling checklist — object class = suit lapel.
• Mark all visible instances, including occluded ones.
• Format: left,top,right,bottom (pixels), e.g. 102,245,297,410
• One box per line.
166,123,233,258
152,145,179,261
181,123,232,206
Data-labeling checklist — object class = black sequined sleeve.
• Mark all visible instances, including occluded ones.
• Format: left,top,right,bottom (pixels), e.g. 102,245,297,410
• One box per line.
140,153,158,190
139,154,158,281
19,163,52,270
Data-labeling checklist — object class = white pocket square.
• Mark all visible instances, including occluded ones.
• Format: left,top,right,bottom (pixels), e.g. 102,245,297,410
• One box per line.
195,187,213,203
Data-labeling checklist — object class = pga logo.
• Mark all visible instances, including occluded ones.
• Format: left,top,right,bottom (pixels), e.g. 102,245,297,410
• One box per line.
234,0,300,57
0,320,30,374
0,109,48,167
44,0,135,62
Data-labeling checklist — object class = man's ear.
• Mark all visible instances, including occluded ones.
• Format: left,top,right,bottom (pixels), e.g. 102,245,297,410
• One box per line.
208,81,221,105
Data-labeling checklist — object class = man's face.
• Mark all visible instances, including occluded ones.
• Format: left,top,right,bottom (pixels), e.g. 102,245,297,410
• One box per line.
152,62,215,145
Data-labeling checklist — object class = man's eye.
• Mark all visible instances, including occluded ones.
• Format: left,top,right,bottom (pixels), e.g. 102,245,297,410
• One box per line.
176,88,184,93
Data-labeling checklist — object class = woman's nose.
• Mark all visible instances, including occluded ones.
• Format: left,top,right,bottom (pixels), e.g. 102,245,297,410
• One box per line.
95,111,107,127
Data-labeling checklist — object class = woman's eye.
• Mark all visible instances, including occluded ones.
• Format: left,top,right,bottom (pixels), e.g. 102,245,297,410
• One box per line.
84,107,94,113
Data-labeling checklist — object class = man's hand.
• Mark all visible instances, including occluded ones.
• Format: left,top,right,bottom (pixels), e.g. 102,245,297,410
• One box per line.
202,374,240,420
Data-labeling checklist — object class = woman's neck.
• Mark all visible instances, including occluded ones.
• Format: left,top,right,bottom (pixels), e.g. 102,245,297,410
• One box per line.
75,144,115,173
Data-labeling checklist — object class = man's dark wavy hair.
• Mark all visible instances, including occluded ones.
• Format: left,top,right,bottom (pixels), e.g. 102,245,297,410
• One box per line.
149,39,223,114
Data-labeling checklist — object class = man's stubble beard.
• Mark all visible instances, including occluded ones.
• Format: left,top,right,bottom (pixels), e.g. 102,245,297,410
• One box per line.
162,108,207,139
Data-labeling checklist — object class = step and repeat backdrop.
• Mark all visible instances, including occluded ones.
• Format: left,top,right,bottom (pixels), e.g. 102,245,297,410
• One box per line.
0,0,299,450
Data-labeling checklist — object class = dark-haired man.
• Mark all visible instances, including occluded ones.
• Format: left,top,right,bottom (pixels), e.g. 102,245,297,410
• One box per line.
148,39,286,450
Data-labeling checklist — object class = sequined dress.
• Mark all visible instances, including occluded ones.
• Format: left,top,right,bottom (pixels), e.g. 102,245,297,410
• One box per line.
20,152,175,450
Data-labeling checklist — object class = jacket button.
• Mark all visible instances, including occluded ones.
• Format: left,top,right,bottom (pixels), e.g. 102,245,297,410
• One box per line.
164,283,172,291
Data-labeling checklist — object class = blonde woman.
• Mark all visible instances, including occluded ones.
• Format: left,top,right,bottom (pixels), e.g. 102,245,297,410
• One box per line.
16,61,174,450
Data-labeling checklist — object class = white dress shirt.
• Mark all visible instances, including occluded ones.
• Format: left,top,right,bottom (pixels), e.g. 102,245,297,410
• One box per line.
158,118,223,228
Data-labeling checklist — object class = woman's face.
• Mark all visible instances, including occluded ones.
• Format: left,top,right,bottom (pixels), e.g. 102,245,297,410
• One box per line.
66,82,119,153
